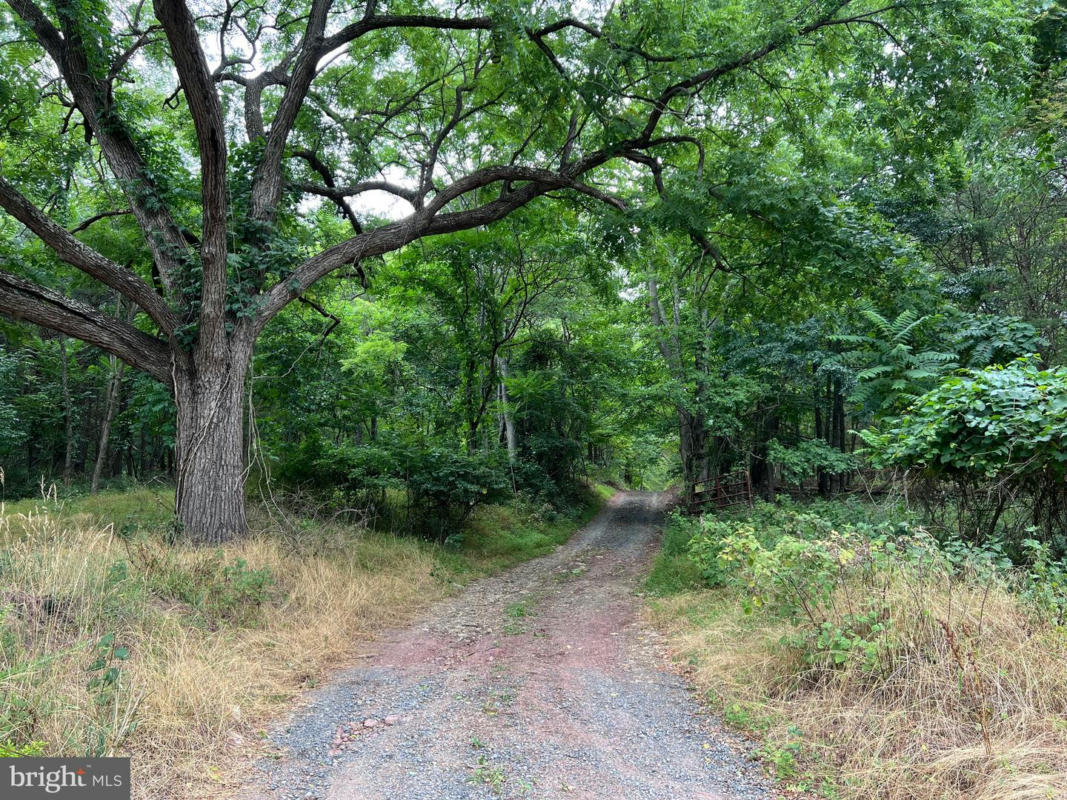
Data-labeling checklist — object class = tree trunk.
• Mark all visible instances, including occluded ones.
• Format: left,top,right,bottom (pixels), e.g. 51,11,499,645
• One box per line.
496,356,518,464
60,338,75,485
91,355,125,494
173,342,252,544
817,373,831,497
750,411,778,501
832,376,847,493
678,406,708,501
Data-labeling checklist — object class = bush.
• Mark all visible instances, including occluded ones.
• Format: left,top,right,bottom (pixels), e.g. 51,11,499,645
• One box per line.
767,438,857,486
399,448,510,534
684,501,1006,672
296,438,512,539
649,498,1067,800
863,356,1067,552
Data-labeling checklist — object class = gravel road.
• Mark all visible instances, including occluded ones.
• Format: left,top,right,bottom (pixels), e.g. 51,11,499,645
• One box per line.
242,491,775,800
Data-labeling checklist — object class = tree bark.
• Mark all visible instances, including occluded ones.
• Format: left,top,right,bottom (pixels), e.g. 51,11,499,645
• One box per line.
750,411,778,501
832,376,847,493
678,406,708,502
172,340,252,543
497,356,518,464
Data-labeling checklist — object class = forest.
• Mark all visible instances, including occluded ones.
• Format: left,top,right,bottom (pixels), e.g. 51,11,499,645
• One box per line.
1,0,1067,798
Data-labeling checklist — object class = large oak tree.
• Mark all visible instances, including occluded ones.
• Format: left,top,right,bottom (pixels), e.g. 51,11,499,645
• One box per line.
0,0,1012,541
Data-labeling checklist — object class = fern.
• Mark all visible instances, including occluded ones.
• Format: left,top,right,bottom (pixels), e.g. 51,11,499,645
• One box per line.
840,305,958,416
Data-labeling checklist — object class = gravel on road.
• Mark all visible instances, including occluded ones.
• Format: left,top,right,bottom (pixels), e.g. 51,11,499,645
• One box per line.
241,491,776,800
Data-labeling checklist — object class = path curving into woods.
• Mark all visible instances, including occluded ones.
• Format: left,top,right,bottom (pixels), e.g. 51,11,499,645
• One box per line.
244,492,773,800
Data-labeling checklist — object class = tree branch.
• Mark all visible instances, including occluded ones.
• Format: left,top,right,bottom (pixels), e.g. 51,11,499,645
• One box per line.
0,176,178,334
248,5,495,224
294,179,419,207
423,165,624,217
289,149,365,232
254,181,551,332
7,0,191,300
69,208,133,233
633,0,854,143
153,0,229,353
0,268,173,385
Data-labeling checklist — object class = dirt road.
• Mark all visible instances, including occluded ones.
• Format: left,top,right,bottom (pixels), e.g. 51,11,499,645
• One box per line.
246,492,773,800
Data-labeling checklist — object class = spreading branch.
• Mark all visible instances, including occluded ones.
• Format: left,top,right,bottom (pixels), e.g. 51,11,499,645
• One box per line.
0,177,178,334
8,0,191,300
0,269,172,384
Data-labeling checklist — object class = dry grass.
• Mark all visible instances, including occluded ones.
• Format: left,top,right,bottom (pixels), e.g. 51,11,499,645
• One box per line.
0,487,603,799
648,569,1067,799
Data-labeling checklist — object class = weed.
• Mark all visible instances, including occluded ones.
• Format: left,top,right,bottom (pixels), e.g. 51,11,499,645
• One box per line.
468,755,507,794
85,632,142,757
648,500,1067,800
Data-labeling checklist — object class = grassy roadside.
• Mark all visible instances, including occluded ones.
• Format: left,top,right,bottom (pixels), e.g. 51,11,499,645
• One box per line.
643,502,1067,800
0,483,611,799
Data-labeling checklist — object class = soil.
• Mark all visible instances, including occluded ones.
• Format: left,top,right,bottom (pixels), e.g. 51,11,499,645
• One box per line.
242,491,776,800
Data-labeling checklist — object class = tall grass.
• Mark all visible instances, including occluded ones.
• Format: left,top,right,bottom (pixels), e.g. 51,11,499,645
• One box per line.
646,505,1067,800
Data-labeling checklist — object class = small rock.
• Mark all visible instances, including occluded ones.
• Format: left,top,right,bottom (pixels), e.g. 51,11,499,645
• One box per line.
383,715,400,725
363,718,379,728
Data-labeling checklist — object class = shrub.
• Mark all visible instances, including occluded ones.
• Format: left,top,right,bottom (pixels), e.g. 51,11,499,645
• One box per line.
653,497,1067,799
684,501,1010,673
398,447,510,534
767,438,857,486
862,356,1067,552
299,438,511,539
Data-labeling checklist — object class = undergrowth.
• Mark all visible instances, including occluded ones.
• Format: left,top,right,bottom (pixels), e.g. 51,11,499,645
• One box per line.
0,482,609,799
646,499,1067,800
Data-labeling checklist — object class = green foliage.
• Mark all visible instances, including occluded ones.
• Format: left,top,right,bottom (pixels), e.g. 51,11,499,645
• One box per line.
0,738,46,758
758,725,807,781
0,605,43,754
767,439,856,486
946,313,1043,369
672,496,1067,682
681,502,926,671
1020,537,1067,626
863,357,1067,480
862,356,1067,550
314,438,511,539
835,305,958,415
717,525,893,670
402,448,512,536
